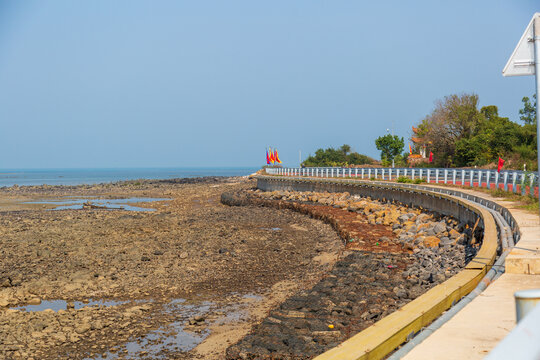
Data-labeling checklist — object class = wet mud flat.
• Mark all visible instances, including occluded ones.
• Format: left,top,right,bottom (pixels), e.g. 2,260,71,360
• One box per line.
222,189,481,359
0,177,345,359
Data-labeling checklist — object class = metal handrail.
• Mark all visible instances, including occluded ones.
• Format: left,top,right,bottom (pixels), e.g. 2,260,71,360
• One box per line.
265,167,539,198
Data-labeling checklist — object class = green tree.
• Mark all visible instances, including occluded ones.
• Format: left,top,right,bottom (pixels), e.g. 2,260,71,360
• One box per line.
412,94,537,170
339,144,351,156
301,145,375,167
375,134,404,163
519,94,537,124
414,93,484,167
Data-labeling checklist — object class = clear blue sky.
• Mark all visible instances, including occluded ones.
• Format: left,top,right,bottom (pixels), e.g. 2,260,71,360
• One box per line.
0,1,537,168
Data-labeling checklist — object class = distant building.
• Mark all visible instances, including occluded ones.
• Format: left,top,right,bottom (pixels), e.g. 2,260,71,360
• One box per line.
409,126,431,166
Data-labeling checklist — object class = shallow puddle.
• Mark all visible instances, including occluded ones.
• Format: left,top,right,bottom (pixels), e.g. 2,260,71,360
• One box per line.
13,298,127,312
25,197,170,212
94,299,212,359
92,294,262,359
261,227,282,231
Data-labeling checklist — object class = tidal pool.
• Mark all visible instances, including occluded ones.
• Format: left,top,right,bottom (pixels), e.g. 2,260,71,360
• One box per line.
92,294,262,359
12,299,127,312
25,197,170,212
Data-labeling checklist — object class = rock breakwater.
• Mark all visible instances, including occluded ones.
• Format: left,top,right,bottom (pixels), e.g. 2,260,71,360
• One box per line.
223,188,482,359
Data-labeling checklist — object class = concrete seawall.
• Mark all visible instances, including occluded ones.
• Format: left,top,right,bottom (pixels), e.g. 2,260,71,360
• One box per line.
258,176,482,227
256,175,500,360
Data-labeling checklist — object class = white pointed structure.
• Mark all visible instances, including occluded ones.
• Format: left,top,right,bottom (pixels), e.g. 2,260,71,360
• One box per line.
502,13,539,77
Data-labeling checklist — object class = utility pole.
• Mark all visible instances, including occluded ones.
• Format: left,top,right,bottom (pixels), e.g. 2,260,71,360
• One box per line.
503,13,540,219
386,128,395,168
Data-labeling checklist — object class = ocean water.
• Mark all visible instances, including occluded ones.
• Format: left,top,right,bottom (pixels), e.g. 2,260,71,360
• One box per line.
0,167,258,187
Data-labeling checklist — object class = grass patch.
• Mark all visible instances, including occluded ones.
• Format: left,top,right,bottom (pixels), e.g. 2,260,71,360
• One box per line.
473,187,539,213
396,176,426,184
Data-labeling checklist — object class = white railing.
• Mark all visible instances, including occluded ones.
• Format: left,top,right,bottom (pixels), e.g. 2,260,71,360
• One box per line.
264,167,539,198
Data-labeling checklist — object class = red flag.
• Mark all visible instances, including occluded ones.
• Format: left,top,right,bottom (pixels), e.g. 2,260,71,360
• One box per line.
269,147,275,164
429,151,433,163
497,157,505,172
266,149,270,165
274,149,282,164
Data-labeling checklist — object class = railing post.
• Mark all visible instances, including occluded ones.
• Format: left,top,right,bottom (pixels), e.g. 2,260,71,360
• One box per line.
521,173,526,195
382,169,385,180
512,172,517,193
361,168,365,179
443,169,447,184
495,171,500,189
397,169,400,179
375,169,378,179
470,170,474,187
486,171,491,189
355,168,358,178
435,169,439,184
530,174,535,197
419,169,423,180
452,170,456,185
411,169,415,180
503,172,509,192
368,168,372,179
477,171,482,188
427,169,431,183
343,168,346,178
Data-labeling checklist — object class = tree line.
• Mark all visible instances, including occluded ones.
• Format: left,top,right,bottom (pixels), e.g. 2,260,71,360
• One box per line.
301,93,536,170
412,93,537,170
301,144,376,167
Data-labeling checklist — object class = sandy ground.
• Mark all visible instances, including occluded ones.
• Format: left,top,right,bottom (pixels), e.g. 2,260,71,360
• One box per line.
0,178,343,359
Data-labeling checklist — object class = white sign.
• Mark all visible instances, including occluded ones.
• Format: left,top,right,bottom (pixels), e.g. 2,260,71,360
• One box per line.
502,13,539,77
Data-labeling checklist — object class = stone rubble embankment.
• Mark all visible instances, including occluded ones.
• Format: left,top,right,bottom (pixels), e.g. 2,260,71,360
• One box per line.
224,189,482,359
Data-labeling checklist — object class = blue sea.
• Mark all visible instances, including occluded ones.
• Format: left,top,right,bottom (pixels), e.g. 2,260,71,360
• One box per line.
0,168,259,187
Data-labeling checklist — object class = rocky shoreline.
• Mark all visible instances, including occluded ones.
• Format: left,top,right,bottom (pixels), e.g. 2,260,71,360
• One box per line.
223,189,481,359
0,180,482,359
0,178,344,359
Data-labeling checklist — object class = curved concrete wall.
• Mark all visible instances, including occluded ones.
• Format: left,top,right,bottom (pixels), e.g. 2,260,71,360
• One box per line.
256,175,500,360
258,176,482,229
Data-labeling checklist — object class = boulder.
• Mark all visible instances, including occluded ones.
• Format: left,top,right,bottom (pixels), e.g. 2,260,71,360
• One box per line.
422,236,441,248
433,222,447,234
